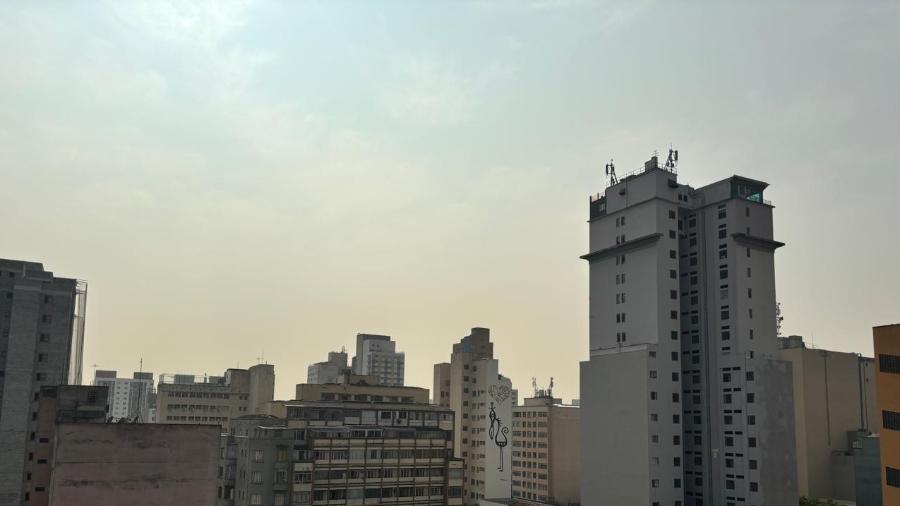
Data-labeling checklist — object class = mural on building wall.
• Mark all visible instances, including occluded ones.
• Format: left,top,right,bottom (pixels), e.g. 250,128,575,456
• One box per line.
488,384,511,472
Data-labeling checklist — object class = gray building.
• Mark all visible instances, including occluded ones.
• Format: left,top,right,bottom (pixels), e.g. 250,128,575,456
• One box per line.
352,334,405,387
579,156,797,506
0,259,87,505
307,350,350,384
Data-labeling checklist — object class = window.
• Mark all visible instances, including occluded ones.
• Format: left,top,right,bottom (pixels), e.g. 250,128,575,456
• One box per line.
748,288,753,298
669,210,676,219
669,230,676,239
670,290,677,300
886,467,900,488
748,415,756,425
880,354,900,374
747,393,755,403
671,331,678,341
883,410,900,431
670,249,677,259
749,437,757,447
746,371,755,381
750,482,758,492
670,311,678,320
253,450,264,463
670,269,677,279
250,494,262,505
747,267,752,277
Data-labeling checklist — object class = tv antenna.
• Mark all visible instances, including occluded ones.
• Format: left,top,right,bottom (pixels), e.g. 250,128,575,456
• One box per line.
532,377,538,397
548,377,554,398
665,146,679,169
605,159,618,186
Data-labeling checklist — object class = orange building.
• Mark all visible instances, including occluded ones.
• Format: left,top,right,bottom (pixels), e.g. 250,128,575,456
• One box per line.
875,323,900,505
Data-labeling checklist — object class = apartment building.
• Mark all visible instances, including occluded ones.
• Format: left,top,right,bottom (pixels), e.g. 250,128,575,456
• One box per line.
874,323,900,504
579,156,797,506
353,334,405,387
308,350,350,384
0,259,87,505
511,395,580,506
156,363,274,427
778,335,880,501
217,377,462,506
92,369,154,422
434,327,514,505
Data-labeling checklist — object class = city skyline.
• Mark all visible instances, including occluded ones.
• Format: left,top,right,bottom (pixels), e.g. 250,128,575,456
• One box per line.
3,1,899,404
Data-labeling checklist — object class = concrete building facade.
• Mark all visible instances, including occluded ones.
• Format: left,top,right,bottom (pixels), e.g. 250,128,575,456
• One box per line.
28,385,109,506
0,259,87,506
434,327,514,505
511,395,580,506
579,157,797,506
778,335,880,501
217,379,462,506
156,363,274,428
92,370,155,422
49,423,220,506
353,334,405,387
307,350,350,384
874,323,900,505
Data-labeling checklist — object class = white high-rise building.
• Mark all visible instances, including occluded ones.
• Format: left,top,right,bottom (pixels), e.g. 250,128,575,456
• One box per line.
434,327,514,505
307,350,349,384
92,370,154,422
352,334,405,387
579,155,797,506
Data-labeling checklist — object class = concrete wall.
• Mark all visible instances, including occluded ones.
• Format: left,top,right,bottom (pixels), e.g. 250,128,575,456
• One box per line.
780,344,879,499
548,405,580,505
580,351,651,506
50,423,219,506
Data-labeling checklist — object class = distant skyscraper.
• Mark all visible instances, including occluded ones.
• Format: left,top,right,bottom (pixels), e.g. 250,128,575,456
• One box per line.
0,259,87,505
352,334,405,387
92,370,154,422
579,156,797,505
307,349,349,384
874,323,900,505
434,327,513,505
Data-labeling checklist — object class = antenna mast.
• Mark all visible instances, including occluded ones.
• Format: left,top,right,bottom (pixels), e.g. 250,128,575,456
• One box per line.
605,159,618,186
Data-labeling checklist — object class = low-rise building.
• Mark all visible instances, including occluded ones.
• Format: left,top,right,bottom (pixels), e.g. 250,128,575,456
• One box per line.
156,363,274,428
511,395,580,506
778,335,880,501
27,385,109,506
49,423,220,506
217,376,462,506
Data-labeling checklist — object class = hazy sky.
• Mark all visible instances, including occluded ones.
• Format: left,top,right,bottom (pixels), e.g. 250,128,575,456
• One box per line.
2,1,898,402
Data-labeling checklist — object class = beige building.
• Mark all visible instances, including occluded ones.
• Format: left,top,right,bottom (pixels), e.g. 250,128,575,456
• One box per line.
156,363,274,427
296,372,429,404
218,376,463,506
874,324,900,505
511,395,580,506
778,335,880,501
434,327,514,505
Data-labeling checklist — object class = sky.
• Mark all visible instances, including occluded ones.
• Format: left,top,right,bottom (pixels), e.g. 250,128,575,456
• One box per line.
2,0,899,402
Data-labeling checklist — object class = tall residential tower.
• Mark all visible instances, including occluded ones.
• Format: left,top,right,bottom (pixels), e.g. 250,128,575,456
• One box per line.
579,156,797,506
0,259,87,505
353,334,405,387
434,327,514,505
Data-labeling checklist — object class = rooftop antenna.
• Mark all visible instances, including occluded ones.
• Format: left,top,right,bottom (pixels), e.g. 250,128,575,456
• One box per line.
548,377,554,398
532,377,538,397
605,159,618,186
666,145,679,169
